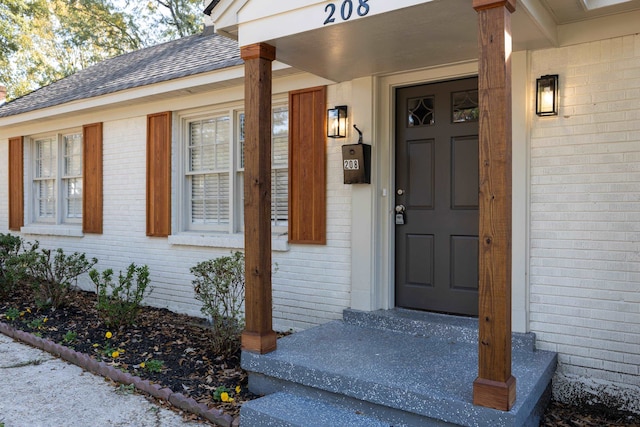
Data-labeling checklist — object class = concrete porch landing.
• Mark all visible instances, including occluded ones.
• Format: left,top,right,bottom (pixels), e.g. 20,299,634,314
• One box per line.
241,309,557,426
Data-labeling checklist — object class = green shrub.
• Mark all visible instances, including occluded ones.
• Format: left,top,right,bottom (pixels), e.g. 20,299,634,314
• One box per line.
62,330,78,343
0,233,37,298
142,359,164,373
191,251,245,357
90,263,152,329
4,307,20,321
28,248,97,309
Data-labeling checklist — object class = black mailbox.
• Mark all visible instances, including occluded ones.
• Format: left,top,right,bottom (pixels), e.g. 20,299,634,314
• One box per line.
342,143,371,184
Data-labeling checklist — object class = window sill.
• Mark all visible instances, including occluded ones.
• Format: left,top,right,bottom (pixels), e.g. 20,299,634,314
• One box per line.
21,225,84,237
168,233,289,252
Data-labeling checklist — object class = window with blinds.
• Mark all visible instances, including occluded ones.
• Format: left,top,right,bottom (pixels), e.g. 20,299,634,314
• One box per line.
188,116,231,228
237,106,289,229
181,104,289,233
32,132,83,224
63,133,83,219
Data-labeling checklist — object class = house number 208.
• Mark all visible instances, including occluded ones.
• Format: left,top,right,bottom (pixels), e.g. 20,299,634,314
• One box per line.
324,0,370,25
344,159,360,170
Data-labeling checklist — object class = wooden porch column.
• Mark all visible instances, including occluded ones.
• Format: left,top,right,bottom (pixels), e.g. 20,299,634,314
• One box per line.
472,0,516,411
241,42,277,354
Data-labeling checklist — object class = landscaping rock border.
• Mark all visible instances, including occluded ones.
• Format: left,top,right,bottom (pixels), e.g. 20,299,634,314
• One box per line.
0,321,239,427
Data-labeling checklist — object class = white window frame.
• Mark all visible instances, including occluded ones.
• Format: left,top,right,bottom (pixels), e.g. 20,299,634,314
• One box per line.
25,130,83,231
173,97,289,244
186,113,233,232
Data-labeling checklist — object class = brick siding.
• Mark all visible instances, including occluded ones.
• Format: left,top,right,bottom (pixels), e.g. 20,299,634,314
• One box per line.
0,109,352,332
530,34,640,410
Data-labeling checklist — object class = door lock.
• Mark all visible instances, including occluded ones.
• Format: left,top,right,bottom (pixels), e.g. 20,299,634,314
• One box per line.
395,204,406,225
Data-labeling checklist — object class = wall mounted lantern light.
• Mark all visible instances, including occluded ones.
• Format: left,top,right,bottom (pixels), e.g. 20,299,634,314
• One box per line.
327,105,348,138
536,74,559,116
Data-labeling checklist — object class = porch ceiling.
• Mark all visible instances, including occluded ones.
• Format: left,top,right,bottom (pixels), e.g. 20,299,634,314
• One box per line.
211,0,640,83
259,0,547,83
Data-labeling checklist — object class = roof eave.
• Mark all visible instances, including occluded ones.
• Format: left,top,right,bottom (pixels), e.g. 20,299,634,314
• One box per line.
207,0,248,41
0,65,246,128
0,61,301,130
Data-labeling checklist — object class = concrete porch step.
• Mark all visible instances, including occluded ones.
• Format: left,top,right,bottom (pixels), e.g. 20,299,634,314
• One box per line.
241,392,393,427
343,308,536,351
241,310,557,426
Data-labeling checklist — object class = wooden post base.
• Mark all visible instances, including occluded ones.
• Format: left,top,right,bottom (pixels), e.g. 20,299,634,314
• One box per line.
473,375,517,411
242,330,277,354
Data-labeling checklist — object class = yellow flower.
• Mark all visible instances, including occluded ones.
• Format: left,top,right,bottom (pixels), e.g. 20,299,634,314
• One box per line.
105,331,112,339
235,386,241,394
220,392,230,402
111,351,120,358
43,317,48,323
139,362,146,369
93,343,100,348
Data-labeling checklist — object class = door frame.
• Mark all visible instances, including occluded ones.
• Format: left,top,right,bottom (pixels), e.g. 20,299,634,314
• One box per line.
372,57,530,331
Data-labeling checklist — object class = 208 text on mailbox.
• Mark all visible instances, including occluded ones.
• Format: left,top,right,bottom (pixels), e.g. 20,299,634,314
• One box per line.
344,159,360,170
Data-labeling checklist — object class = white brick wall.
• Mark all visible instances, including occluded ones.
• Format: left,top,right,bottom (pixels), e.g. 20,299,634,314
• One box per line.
272,107,352,330
530,34,640,411
1,89,353,332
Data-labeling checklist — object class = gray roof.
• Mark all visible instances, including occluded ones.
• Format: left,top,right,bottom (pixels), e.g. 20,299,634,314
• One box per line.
0,31,242,118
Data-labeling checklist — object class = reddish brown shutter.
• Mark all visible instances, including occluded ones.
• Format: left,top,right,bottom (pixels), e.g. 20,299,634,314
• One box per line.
8,136,24,231
83,123,103,234
146,112,172,237
288,86,326,244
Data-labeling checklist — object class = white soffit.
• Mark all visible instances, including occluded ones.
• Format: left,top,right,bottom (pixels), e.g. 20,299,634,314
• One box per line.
260,0,478,83
231,0,558,82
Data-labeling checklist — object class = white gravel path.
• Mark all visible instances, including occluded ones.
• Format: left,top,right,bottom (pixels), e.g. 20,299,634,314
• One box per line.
0,334,208,427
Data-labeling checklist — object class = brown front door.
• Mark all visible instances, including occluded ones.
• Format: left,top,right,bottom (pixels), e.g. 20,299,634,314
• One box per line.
395,77,479,316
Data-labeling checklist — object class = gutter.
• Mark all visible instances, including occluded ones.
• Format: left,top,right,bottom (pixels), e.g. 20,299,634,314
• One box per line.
204,0,221,16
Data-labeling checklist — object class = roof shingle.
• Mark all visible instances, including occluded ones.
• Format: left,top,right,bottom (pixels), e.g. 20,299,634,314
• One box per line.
0,31,241,118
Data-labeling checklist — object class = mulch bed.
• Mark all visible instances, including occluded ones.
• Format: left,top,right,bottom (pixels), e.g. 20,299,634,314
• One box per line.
541,401,640,426
0,285,254,423
2,285,640,426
